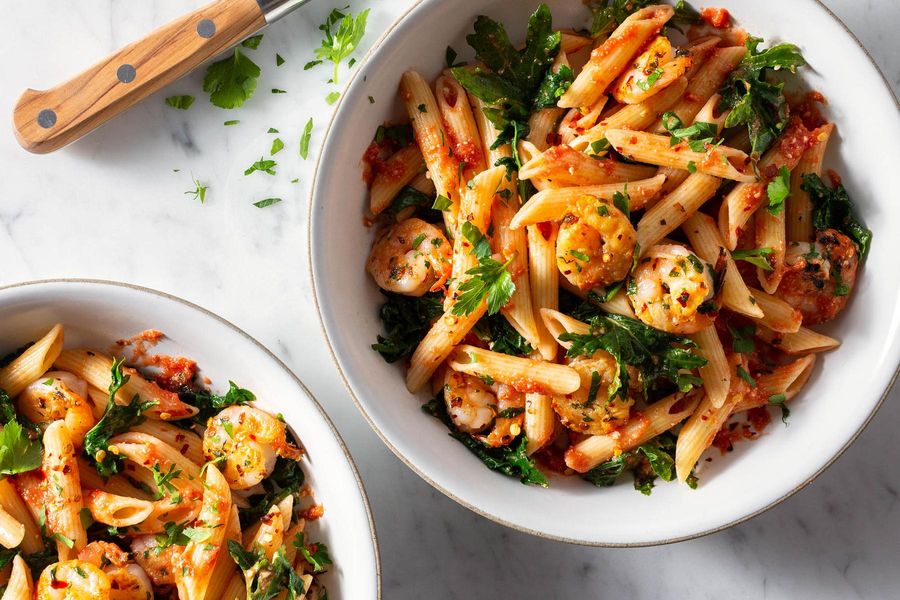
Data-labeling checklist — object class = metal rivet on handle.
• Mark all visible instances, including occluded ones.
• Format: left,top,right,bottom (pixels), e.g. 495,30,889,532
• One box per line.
117,64,136,84
197,19,216,38
37,109,57,129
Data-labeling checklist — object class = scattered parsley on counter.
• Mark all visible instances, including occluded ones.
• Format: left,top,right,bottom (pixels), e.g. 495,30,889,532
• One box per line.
275,53,285,67
164,95,195,110
253,198,283,208
270,137,284,155
203,47,261,109
244,157,277,176
300,118,313,160
241,34,263,49
224,120,240,126
184,174,208,204
325,91,341,105
313,7,370,84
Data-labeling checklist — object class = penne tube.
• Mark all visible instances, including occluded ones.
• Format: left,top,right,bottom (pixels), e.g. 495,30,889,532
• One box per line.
83,490,154,527
718,120,813,249
0,506,24,550
682,212,763,318
0,480,41,553
436,72,487,175
539,308,590,351
604,129,756,182
570,76,688,151
407,304,487,393
689,326,731,409
510,175,666,229
448,345,581,395
76,456,153,501
55,349,198,421
675,356,744,481
445,166,504,309
526,51,570,152
107,432,203,494
520,144,657,187
558,5,674,108
748,288,802,333
1,555,33,600
560,32,592,54
650,46,746,131
554,280,636,318
693,93,729,134
558,98,607,145
754,199,786,293
636,172,720,249
468,97,541,347
524,393,556,455
755,325,840,354
787,123,834,242
206,505,242,599
527,222,560,361
0,324,63,398
369,145,424,215
42,421,88,558
564,391,701,472
131,418,205,466
733,355,817,412
174,464,232,600
400,70,461,230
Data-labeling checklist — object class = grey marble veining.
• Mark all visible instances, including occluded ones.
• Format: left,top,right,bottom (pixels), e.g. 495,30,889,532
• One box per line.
1,1,898,598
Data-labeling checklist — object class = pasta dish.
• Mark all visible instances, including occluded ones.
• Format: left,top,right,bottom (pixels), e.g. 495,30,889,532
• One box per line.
363,2,872,492
0,325,329,599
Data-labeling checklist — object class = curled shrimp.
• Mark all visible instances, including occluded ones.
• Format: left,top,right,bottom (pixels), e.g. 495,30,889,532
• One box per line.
556,196,637,290
203,405,302,490
18,371,95,446
78,541,153,600
553,352,634,435
444,371,525,446
130,535,179,586
443,370,495,434
366,217,452,295
627,244,715,334
776,229,859,325
37,560,111,600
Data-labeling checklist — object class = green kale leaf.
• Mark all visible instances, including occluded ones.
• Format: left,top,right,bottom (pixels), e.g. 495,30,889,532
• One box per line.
372,292,444,363
801,173,872,258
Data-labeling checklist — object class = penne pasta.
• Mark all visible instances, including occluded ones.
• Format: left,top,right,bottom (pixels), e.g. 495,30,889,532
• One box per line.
0,479,41,553
42,420,88,558
636,173,721,250
604,129,756,182
564,391,701,472
524,393,556,455
748,288,803,333
0,324,63,398
520,144,657,187
83,489,154,527
510,175,667,229
558,5,674,108
689,326,731,409
449,345,581,395
755,325,840,354
786,123,835,242
733,355,817,412
369,145,424,216
527,222,560,361
0,506,23,550
1,555,33,600
435,72,487,175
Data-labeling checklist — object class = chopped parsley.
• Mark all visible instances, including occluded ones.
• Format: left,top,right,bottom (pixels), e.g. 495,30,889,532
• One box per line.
589,0,653,38
432,195,453,211
661,112,719,151
293,532,333,573
244,157,277,176
300,118,313,160
164,95,195,110
736,365,757,387
241,34,263,50
636,67,664,91
325,91,341,105
452,257,516,317
202,48,261,109
184,174,208,204
313,7,370,83
731,247,774,270
768,393,790,424
253,198,282,208
766,165,791,215
270,137,284,156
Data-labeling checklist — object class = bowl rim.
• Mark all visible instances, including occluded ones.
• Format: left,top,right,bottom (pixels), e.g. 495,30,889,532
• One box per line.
0,277,382,592
307,0,900,547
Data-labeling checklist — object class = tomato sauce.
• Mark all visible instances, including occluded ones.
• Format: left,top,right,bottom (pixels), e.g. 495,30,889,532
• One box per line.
700,7,732,29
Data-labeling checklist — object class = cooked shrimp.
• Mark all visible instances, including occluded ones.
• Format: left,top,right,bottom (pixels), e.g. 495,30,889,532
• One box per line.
443,370,495,434
130,535,179,586
776,229,859,325
612,36,692,104
78,541,153,600
476,383,525,448
556,196,637,290
18,371,95,445
553,352,634,435
203,405,302,490
37,560,111,600
627,244,715,334
366,217,452,296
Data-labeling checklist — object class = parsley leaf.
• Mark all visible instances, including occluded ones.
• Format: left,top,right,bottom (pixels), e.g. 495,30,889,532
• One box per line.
452,257,516,317
766,165,791,215
0,420,42,476
164,95,195,110
300,118,313,160
559,314,707,400
253,198,282,208
244,158,277,176
636,67,664,92
83,358,156,477
768,393,790,424
184,174,208,204
719,36,805,155
372,292,443,363
314,8,370,83
293,532,333,573
801,173,872,258
270,137,284,156
202,48,261,109
728,324,756,354
661,112,719,151
422,395,548,487
533,65,574,109
241,34,263,50
181,381,255,426
387,186,434,216
736,365,757,387
325,91,341,105
472,314,534,357
150,464,182,500
583,433,681,494
460,222,491,260
450,5,562,155
731,247,774,270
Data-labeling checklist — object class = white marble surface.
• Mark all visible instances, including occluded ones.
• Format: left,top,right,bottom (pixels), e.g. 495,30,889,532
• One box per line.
1,1,898,598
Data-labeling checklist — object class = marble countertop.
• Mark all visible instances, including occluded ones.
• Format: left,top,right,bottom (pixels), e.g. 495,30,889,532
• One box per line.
1,1,898,598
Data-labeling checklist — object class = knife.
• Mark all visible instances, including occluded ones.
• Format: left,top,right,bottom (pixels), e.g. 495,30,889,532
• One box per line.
12,0,310,154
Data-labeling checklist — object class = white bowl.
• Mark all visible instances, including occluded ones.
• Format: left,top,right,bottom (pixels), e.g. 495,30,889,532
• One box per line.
310,0,900,545
0,279,380,595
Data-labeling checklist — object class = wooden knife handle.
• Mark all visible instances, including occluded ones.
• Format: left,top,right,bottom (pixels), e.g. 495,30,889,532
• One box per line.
12,0,266,154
